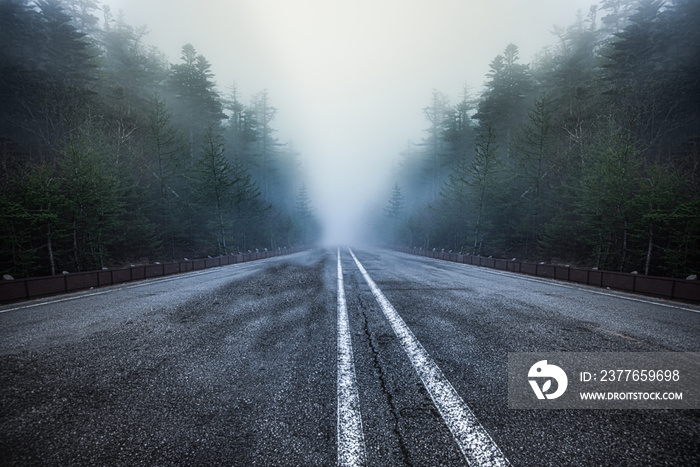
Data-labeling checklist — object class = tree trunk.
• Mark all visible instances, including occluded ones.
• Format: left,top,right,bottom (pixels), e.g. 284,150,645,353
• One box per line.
72,216,79,271
644,221,653,275
47,221,56,276
621,218,628,272
217,200,227,256
473,192,484,255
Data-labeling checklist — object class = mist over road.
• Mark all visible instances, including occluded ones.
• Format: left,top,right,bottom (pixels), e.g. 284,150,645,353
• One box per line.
1,248,698,465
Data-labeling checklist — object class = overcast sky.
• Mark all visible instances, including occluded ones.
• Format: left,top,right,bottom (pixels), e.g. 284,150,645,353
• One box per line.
104,0,595,244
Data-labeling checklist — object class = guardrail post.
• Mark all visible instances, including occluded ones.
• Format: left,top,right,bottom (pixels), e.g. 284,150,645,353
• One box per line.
671,279,676,300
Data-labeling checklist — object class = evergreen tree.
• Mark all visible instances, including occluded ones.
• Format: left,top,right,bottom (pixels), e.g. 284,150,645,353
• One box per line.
294,183,315,245
384,1,700,277
578,126,641,270
0,0,97,151
467,124,501,255
62,0,102,37
101,13,166,122
0,0,314,276
384,183,405,245
512,93,557,257
145,94,187,258
223,84,248,156
250,90,279,202
15,162,64,276
598,0,642,38
195,125,233,255
169,43,225,155
473,44,534,158
421,90,451,198
228,151,263,252
59,124,123,271
443,85,478,162
438,157,471,252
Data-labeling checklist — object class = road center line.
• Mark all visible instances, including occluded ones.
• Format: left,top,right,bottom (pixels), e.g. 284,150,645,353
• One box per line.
349,248,510,466
337,249,367,467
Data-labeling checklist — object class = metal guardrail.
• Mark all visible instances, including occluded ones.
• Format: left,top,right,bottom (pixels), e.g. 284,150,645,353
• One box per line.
394,247,700,304
0,248,305,304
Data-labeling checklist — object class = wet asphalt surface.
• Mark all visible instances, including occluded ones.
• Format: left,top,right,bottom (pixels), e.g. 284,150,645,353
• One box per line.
1,248,699,466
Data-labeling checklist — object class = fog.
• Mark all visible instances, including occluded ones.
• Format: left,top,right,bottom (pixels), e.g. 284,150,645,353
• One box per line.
105,0,595,245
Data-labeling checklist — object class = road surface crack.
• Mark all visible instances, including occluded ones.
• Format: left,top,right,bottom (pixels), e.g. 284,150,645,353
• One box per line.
359,297,413,467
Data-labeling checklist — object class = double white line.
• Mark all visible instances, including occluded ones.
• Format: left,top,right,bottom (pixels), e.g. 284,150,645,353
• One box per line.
338,248,510,466
337,249,367,466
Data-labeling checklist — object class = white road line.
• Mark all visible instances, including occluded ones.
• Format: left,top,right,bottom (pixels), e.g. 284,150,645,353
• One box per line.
0,266,242,314
400,251,700,314
349,248,510,467
0,289,114,313
2,253,303,314
337,249,367,467
452,263,700,314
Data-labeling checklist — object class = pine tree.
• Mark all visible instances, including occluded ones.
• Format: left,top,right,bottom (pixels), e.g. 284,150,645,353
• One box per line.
439,155,471,251
467,124,501,255
228,151,262,252
145,94,187,258
473,44,534,158
512,93,556,257
169,44,225,156
384,183,405,245
59,123,124,271
18,162,64,276
250,90,278,202
443,85,477,169
294,183,315,245
195,125,233,255
421,90,451,198
578,126,641,270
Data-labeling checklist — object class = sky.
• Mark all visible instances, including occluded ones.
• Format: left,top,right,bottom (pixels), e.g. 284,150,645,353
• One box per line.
103,0,595,244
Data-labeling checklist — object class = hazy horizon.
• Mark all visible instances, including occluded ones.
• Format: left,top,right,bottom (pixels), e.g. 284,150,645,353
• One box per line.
104,0,596,244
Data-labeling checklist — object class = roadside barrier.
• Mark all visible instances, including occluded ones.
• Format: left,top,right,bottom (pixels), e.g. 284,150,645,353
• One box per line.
0,248,305,304
393,247,700,304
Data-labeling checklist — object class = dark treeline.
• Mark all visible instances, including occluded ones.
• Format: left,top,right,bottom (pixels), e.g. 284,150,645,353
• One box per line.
1,0,320,278
376,0,699,278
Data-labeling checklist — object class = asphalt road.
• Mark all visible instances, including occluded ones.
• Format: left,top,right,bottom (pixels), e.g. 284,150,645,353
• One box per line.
1,248,699,465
